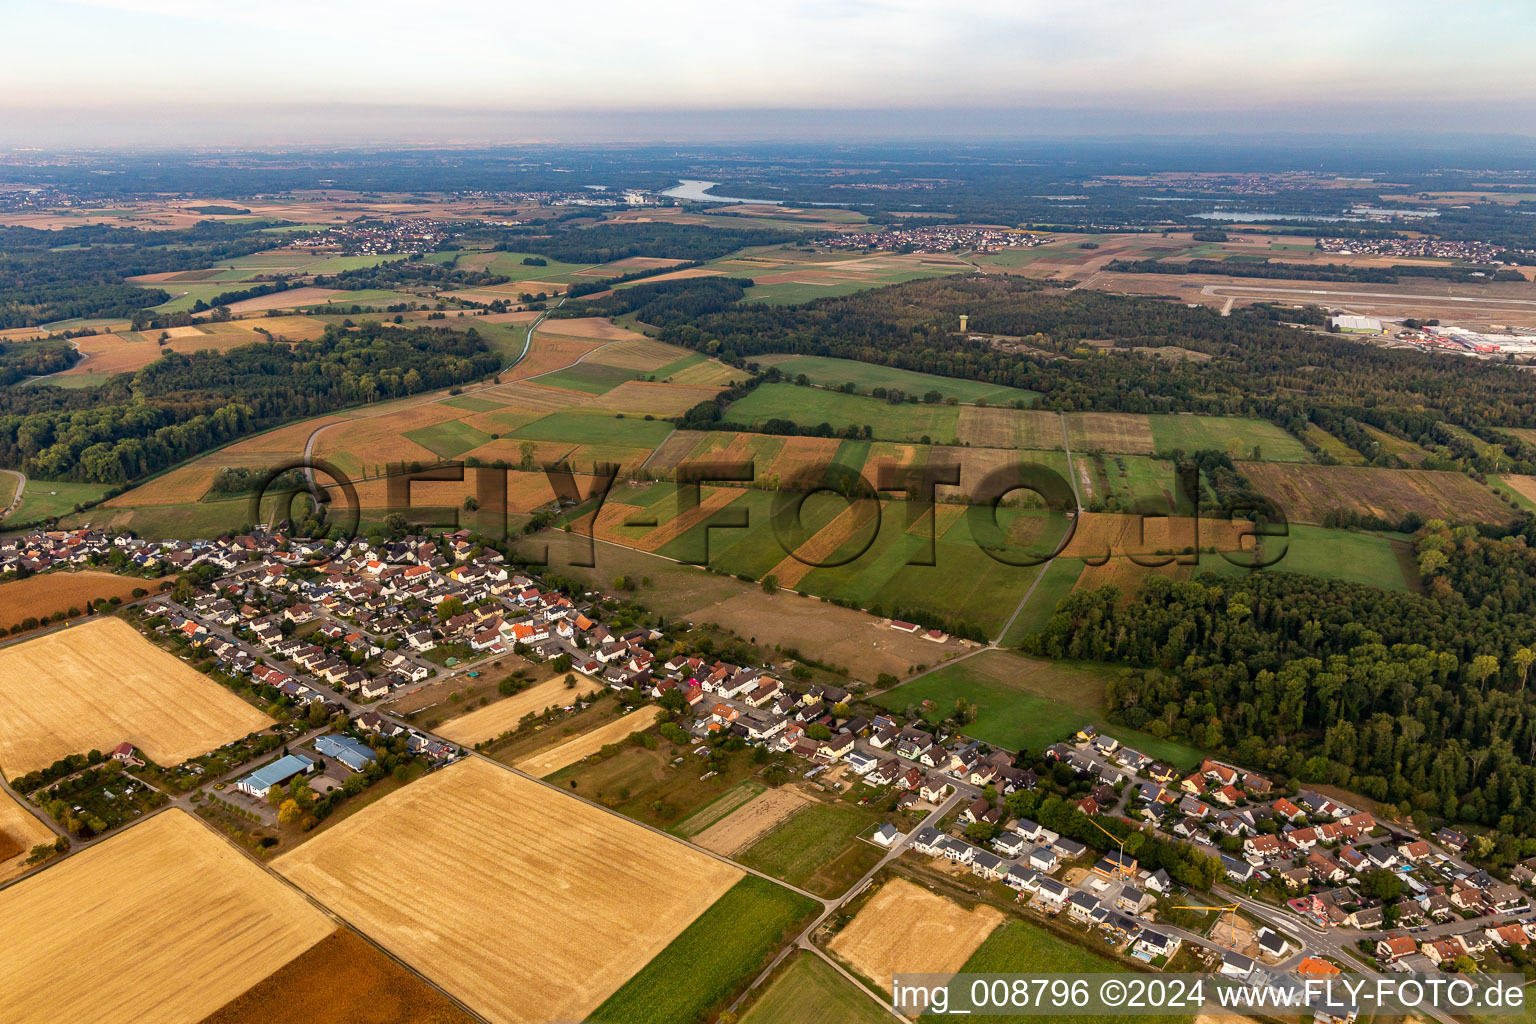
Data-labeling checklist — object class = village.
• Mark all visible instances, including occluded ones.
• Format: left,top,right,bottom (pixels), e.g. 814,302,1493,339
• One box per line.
5,523,1536,1016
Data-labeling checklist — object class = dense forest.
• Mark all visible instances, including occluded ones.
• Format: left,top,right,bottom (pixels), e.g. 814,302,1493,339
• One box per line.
0,322,499,484
0,221,288,328
1022,518,1536,835
0,340,81,386
637,275,1536,444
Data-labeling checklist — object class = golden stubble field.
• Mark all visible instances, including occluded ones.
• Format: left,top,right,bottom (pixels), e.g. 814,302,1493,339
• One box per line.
513,705,665,776
0,809,333,1024
432,675,604,745
829,879,1004,995
275,757,743,1024
0,617,273,777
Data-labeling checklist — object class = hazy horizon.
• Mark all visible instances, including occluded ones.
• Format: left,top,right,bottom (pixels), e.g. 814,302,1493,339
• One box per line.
3,0,1534,146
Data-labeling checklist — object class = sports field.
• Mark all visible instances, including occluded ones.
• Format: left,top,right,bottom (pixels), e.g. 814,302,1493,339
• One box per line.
276,757,744,1024
0,809,332,1024
0,617,273,777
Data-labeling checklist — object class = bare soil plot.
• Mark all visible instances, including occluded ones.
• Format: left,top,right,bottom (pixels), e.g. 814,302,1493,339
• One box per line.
1502,475,1536,507
196,927,477,1024
586,380,725,417
216,287,343,314
1238,462,1513,526
276,757,743,1024
829,879,1003,994
0,570,164,633
433,676,604,746
0,790,54,882
0,617,273,777
1065,412,1156,454
695,786,815,856
0,809,332,1024
105,463,220,507
515,706,665,776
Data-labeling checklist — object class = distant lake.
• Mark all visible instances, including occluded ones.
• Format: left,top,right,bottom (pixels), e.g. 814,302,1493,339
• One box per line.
661,179,782,205
1193,211,1362,223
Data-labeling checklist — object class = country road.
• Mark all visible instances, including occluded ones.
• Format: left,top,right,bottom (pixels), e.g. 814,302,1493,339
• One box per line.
0,469,26,522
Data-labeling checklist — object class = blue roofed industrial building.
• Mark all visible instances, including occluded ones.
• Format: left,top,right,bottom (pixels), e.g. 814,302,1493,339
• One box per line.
315,733,377,773
234,753,315,798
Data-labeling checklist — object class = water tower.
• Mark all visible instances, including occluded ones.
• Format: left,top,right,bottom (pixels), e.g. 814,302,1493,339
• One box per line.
958,314,969,332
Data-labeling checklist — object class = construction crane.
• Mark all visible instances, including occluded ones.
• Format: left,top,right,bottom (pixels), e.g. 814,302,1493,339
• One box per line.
1086,815,1132,877
1169,903,1242,948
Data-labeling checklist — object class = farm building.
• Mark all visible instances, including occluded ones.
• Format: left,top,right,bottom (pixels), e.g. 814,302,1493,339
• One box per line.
314,734,377,773
235,753,315,798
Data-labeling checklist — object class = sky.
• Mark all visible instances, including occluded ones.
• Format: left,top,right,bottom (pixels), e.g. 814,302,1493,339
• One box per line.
2,0,1534,144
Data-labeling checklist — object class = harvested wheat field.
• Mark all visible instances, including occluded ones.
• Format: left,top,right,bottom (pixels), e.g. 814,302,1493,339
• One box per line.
585,337,687,370
0,790,54,882
587,380,724,416
433,676,603,745
276,757,743,1024
830,879,1003,995
0,809,332,1024
515,706,665,776
223,416,348,455
105,462,221,506
0,617,273,777
196,928,476,1024
0,570,164,633
695,786,815,856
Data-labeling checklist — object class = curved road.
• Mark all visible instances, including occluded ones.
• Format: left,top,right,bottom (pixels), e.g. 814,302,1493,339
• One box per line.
0,469,26,523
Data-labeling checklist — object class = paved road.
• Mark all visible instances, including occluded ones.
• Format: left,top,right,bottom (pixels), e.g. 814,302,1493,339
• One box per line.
0,469,25,522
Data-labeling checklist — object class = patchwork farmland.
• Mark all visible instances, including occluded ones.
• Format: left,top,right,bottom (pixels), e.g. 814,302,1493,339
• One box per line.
275,757,745,1024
